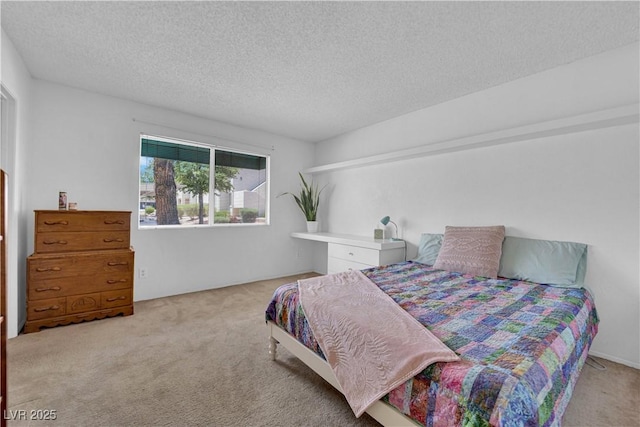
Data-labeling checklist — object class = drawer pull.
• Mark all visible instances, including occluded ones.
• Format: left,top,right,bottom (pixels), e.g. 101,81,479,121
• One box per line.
43,220,68,226
107,279,127,284
36,266,61,272
106,296,126,302
35,286,61,292
107,261,128,266
348,252,354,256
34,305,60,312
104,220,125,225
103,238,124,243
43,240,67,245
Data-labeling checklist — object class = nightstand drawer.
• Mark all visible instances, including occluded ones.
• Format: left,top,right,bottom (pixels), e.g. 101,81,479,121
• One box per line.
328,243,380,265
328,257,374,275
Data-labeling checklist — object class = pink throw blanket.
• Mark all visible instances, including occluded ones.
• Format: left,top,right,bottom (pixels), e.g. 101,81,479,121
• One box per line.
298,270,459,417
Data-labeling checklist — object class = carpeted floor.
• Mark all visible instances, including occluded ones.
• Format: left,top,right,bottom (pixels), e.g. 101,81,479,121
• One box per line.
6,273,640,426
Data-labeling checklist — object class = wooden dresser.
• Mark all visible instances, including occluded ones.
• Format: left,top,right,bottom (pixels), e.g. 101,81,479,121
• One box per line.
25,210,134,333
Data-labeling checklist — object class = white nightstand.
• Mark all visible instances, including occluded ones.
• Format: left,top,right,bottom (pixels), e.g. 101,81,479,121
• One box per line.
291,232,406,274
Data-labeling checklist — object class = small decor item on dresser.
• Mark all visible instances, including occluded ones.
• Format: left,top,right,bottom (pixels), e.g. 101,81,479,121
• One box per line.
68,202,78,210
58,192,67,210
374,228,383,239
279,172,326,233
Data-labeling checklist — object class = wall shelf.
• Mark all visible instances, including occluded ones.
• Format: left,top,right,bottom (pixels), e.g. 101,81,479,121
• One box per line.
304,104,639,174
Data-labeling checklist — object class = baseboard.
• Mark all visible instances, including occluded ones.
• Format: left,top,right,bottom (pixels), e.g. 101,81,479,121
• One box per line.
589,350,640,370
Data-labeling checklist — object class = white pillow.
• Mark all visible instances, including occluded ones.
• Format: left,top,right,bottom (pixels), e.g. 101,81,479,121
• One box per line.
412,233,443,265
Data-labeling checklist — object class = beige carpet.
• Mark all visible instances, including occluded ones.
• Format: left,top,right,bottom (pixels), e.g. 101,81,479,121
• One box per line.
6,273,640,427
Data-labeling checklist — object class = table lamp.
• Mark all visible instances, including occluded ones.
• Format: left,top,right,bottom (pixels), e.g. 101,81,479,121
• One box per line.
380,216,399,240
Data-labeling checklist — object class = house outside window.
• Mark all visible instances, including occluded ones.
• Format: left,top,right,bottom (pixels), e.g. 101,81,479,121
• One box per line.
139,135,269,227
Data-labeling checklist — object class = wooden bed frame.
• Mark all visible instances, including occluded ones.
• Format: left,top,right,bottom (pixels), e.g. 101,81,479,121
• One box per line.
267,320,419,426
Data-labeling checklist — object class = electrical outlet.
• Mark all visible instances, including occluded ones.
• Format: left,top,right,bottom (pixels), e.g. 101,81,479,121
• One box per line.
139,268,148,279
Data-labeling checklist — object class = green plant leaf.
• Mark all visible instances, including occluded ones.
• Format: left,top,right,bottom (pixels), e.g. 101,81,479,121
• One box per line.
278,172,325,221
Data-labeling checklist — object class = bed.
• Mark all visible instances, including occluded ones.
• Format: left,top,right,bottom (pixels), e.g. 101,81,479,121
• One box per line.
265,228,599,426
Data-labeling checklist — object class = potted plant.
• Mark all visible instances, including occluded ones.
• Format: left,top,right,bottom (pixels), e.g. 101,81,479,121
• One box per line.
280,172,325,232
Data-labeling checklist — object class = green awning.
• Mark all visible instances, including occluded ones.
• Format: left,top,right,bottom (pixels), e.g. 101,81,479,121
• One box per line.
141,139,266,170
141,139,210,164
215,150,267,170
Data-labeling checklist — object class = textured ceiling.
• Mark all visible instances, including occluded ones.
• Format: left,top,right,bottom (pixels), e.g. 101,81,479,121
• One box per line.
1,1,638,142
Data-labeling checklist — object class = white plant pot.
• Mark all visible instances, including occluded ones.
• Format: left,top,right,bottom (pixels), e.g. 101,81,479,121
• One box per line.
306,221,319,233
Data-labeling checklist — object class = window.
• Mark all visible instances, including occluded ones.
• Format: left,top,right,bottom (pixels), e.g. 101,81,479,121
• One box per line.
139,135,269,227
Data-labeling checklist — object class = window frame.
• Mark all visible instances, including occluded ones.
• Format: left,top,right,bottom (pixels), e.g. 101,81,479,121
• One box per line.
138,134,270,229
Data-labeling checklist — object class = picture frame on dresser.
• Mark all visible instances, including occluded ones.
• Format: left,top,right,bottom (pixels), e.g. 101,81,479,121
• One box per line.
25,210,135,333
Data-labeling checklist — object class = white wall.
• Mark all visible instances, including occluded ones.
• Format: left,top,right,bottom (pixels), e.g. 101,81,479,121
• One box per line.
1,29,32,338
3,23,317,336
314,43,640,368
25,81,316,303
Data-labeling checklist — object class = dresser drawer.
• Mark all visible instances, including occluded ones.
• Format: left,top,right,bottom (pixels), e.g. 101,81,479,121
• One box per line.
328,243,381,265
35,230,130,253
36,211,130,233
327,257,374,275
101,289,132,309
67,293,101,314
29,250,133,280
28,272,133,300
28,297,67,320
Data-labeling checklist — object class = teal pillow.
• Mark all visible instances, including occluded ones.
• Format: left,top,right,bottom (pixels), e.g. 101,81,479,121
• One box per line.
498,236,588,287
413,233,443,265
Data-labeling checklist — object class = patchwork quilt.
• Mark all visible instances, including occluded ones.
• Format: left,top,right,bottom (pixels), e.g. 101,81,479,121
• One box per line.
265,262,599,427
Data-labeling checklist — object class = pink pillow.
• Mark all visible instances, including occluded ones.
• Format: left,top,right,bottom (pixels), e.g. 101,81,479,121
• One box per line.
433,226,505,278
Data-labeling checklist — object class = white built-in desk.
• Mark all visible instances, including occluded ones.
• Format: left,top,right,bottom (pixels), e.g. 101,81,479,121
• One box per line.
291,232,406,274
